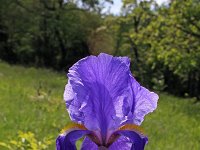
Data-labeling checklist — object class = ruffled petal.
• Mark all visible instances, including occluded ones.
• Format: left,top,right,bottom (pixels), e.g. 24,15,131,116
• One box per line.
64,53,132,141
81,137,98,150
129,77,159,125
56,130,90,150
109,130,148,150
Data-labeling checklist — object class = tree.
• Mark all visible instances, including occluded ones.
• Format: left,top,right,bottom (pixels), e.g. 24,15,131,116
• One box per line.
0,0,110,69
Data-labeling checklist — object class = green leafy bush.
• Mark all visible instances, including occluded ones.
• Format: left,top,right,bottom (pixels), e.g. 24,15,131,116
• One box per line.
0,131,53,150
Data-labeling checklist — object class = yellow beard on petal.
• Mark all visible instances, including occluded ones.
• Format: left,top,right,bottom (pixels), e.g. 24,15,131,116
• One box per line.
60,122,102,146
118,124,145,135
60,122,87,134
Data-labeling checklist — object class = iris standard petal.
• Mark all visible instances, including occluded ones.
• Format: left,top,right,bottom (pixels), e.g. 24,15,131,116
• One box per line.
65,53,132,142
109,130,148,150
56,130,91,150
129,77,159,125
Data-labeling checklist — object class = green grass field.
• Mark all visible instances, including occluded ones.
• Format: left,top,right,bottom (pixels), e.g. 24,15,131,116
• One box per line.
0,62,200,150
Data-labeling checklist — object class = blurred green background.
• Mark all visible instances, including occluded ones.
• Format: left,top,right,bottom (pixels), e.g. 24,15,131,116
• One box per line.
0,0,200,149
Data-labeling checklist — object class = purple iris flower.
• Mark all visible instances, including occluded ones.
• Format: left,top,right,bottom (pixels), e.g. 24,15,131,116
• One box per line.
56,53,158,150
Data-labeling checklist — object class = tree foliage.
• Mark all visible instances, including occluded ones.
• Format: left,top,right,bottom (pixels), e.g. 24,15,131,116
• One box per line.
0,0,109,69
105,0,200,98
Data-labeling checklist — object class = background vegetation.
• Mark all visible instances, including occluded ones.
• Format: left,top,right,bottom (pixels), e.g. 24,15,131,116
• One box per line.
0,62,200,149
0,0,200,149
0,0,199,99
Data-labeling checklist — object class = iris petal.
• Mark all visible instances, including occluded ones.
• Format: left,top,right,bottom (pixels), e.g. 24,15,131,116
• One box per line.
81,137,98,150
64,53,132,141
109,130,147,150
56,123,91,150
129,77,159,125
109,136,132,150
56,130,90,150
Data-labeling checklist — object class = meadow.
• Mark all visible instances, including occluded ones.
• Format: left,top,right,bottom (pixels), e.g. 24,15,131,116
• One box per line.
0,62,200,150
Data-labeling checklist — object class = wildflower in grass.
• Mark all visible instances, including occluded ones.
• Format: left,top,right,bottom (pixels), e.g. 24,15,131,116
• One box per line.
56,53,158,150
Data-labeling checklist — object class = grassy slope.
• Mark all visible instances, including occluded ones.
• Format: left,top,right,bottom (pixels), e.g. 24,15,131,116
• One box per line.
0,62,200,150
0,62,69,149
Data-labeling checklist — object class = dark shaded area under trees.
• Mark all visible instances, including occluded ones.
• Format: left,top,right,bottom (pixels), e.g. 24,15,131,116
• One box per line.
0,0,200,99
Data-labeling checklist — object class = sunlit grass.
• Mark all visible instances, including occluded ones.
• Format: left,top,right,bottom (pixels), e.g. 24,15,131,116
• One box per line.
0,62,200,149
0,62,69,149
143,93,200,150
